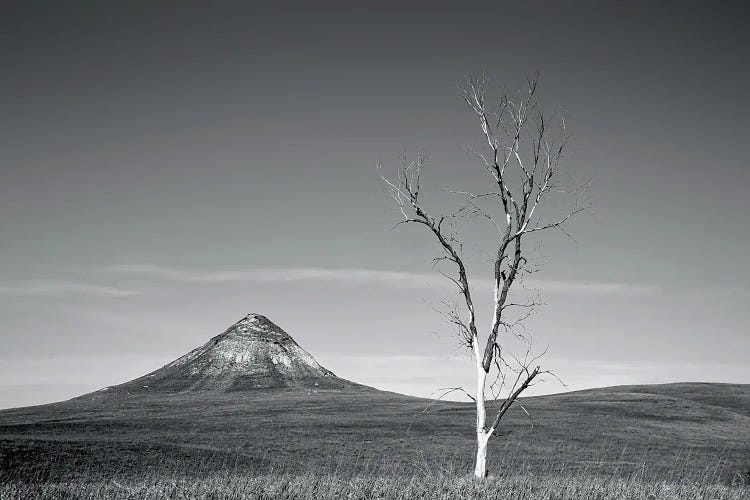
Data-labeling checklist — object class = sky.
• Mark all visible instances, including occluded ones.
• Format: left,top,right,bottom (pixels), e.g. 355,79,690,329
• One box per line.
1,1,749,409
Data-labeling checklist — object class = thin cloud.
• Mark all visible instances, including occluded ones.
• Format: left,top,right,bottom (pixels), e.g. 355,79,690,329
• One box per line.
0,281,136,298
98,264,655,296
100,264,446,290
525,280,657,296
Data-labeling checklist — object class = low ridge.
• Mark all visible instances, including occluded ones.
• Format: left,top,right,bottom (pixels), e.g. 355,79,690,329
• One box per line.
99,314,357,393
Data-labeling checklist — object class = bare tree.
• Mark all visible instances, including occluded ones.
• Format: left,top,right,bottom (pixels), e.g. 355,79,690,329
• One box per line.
380,75,587,479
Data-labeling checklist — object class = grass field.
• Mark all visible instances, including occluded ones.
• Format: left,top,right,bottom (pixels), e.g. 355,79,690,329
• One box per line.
0,382,748,498
1,470,748,500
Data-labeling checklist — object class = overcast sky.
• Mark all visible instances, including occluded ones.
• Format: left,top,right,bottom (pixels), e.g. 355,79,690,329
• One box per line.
1,1,748,409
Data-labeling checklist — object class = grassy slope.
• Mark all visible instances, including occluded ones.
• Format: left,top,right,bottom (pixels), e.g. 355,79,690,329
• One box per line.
0,383,748,483
584,383,750,416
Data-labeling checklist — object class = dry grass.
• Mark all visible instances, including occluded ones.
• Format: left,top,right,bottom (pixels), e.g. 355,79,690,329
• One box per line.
1,448,747,500
1,384,747,498
1,470,747,500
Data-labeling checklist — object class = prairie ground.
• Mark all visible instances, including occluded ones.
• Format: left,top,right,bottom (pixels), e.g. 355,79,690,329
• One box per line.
1,468,748,500
0,383,747,498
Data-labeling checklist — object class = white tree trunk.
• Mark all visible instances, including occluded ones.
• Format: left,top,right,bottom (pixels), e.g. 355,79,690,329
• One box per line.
474,432,489,479
473,346,490,479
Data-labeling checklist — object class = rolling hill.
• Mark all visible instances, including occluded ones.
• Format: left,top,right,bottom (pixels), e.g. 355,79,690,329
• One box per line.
0,314,747,483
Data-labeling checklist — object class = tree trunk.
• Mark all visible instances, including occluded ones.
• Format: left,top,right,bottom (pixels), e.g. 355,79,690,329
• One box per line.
474,355,490,479
474,432,489,479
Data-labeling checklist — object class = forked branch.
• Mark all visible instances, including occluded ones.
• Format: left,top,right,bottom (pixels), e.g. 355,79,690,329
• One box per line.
378,154,479,350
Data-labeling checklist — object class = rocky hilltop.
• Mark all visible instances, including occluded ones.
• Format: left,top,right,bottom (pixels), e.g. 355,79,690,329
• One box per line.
98,314,356,393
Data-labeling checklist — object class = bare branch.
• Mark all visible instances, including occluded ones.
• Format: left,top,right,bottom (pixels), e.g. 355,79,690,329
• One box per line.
420,387,475,416
434,299,473,348
381,73,589,479
518,403,534,431
488,365,540,435
379,153,480,351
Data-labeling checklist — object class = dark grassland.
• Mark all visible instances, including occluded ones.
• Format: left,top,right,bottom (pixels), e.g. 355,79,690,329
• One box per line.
0,383,748,499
